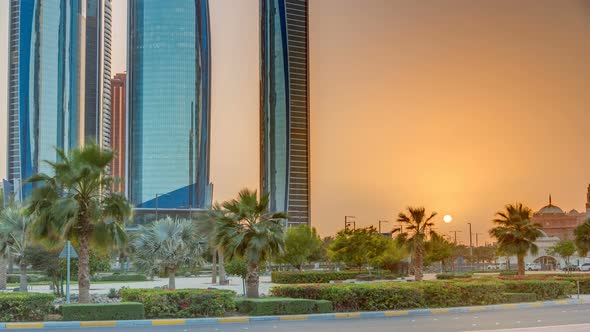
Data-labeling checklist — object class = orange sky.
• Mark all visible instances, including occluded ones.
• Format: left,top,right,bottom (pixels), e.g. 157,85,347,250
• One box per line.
2,0,590,243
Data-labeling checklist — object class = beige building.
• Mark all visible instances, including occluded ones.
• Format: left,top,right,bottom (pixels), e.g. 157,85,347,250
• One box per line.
531,187,590,241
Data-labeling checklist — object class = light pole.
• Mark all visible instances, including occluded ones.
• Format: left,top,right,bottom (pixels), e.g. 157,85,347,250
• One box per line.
379,220,389,234
155,193,167,221
344,215,356,230
467,222,473,257
449,230,462,244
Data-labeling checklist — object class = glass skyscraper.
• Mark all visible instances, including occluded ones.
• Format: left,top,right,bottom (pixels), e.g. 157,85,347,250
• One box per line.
127,0,212,210
260,0,310,225
6,0,86,199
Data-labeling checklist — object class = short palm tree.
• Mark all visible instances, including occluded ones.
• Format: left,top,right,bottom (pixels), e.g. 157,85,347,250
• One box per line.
397,206,437,281
0,206,32,291
198,205,226,285
574,219,590,257
27,142,132,303
489,203,543,276
214,189,286,298
133,217,205,289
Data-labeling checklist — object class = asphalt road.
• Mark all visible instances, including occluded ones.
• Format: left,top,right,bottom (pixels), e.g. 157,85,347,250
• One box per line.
13,304,590,332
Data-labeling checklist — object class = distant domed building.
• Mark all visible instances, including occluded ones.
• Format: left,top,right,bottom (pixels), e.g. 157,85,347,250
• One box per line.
531,186,590,241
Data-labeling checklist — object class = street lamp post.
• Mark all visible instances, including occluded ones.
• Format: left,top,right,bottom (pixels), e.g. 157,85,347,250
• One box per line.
344,215,356,230
468,222,473,257
379,220,389,233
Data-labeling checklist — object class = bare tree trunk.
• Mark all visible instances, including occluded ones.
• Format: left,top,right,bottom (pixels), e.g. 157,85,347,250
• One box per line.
245,262,259,298
218,248,226,284
168,269,176,289
19,261,27,292
0,255,6,290
78,234,91,303
211,248,217,284
517,254,525,277
8,248,13,274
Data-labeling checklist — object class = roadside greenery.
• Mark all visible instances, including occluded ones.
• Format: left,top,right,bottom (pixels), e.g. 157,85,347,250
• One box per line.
547,240,576,273
278,225,323,271
397,206,438,281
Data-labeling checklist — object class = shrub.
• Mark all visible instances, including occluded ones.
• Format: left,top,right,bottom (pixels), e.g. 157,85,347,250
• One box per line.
0,293,55,322
502,280,573,300
435,273,473,280
235,298,333,316
7,274,52,284
503,293,537,303
61,303,145,321
121,288,235,318
271,271,360,284
499,271,518,276
92,273,148,282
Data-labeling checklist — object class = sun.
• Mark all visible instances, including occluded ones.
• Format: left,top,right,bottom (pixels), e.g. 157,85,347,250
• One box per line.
443,214,453,223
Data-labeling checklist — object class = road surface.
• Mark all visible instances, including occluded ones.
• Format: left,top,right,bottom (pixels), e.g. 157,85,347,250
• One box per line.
13,303,590,332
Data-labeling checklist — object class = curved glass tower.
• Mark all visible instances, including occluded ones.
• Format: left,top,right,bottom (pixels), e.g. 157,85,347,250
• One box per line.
6,0,84,199
260,0,310,225
127,0,212,210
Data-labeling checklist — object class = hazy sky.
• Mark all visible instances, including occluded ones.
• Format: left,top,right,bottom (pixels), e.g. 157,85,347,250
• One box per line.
2,1,590,243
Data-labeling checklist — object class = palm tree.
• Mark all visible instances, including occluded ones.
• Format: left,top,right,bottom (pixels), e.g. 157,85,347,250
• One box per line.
27,142,131,303
214,189,286,298
197,205,227,285
489,203,543,276
133,217,205,289
0,206,32,291
574,219,590,257
397,206,437,281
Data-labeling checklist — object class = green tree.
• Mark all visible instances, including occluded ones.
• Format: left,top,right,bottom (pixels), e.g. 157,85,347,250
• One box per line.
548,240,577,273
574,219,590,257
279,225,322,271
225,257,248,295
397,206,437,281
374,237,410,274
489,203,543,276
25,246,62,295
27,142,132,303
424,232,455,272
329,227,389,271
133,217,205,289
214,189,286,298
0,206,33,291
198,206,227,285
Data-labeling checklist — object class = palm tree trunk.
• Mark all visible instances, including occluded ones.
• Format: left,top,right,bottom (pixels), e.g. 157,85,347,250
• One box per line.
245,262,259,298
19,261,27,292
218,248,226,284
0,255,6,290
517,254,525,276
413,247,424,281
78,233,91,303
168,269,176,289
211,248,217,284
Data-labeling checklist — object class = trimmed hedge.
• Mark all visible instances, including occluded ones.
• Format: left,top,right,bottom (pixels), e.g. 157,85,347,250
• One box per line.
501,280,572,300
61,303,145,321
92,274,148,282
503,293,537,303
7,274,52,284
271,279,571,312
235,297,333,316
121,288,235,318
435,273,473,280
499,271,518,276
0,293,55,322
271,271,360,284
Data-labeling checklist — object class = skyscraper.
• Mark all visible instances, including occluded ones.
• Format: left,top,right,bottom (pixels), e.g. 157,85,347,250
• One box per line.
260,0,310,225
83,0,113,148
110,73,126,193
6,0,85,199
127,0,212,211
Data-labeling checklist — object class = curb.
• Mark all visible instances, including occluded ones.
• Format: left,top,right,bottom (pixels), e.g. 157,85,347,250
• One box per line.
0,298,585,329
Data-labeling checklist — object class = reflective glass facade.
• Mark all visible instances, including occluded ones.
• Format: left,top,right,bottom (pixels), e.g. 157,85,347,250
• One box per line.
6,0,84,199
128,0,212,209
260,0,310,225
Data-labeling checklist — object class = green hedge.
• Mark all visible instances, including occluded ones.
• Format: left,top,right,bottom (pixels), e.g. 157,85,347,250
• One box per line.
499,271,518,276
503,293,537,303
121,288,235,318
435,273,473,280
61,303,145,321
235,298,332,316
271,279,570,312
0,293,55,322
92,274,148,282
7,274,52,284
501,280,573,300
271,271,361,284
